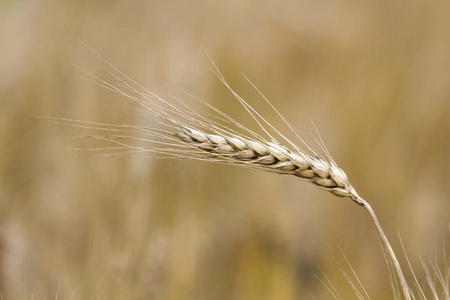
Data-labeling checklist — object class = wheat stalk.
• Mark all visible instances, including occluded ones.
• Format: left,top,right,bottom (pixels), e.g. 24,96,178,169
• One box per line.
57,46,412,299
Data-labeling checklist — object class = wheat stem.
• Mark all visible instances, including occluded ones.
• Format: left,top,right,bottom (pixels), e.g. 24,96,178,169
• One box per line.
354,197,411,300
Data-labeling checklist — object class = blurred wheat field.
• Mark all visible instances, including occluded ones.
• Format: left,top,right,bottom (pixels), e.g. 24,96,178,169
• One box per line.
1,0,450,299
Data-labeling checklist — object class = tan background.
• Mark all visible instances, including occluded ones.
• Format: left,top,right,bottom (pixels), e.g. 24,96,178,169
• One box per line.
1,0,450,299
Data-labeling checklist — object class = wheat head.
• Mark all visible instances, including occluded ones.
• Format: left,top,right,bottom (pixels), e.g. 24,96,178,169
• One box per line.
174,125,361,200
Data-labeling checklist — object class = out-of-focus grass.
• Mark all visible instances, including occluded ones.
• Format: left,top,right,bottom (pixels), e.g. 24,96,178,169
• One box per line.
1,0,450,299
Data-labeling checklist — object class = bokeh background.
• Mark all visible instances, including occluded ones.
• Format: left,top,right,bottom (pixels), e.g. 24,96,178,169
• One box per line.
1,0,450,299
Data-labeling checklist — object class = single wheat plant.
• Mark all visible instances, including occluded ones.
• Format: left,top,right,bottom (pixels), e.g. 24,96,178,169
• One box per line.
50,46,413,300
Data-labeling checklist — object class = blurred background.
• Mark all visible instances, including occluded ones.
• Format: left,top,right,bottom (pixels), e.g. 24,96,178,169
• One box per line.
1,0,450,299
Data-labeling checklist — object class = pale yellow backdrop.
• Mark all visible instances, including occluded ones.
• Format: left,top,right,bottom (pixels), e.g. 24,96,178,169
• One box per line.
1,0,450,299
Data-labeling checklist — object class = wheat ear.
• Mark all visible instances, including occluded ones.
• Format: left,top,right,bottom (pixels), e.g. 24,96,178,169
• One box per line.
62,47,411,299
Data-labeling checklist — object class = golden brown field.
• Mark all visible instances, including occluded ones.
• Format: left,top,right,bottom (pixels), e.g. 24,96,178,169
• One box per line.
1,0,450,299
